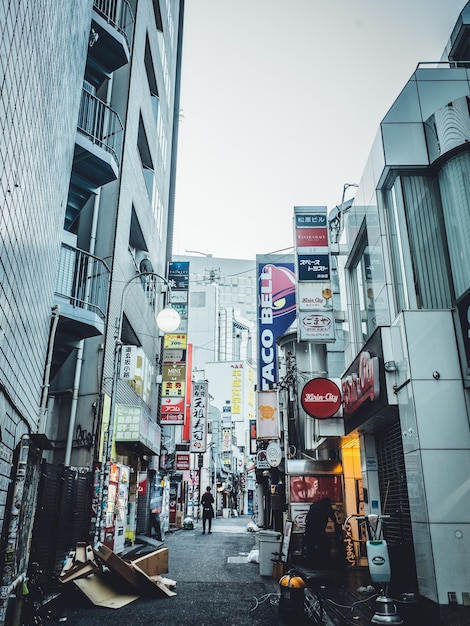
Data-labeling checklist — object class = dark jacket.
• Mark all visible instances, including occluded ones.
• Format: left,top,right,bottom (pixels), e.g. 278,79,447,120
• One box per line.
305,498,338,533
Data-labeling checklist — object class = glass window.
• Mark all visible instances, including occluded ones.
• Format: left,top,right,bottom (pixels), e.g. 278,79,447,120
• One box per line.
439,152,470,299
400,175,452,308
347,226,371,346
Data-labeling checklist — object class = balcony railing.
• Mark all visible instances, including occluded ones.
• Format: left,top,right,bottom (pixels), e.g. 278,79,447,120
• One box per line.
93,0,134,50
55,243,110,320
77,89,123,167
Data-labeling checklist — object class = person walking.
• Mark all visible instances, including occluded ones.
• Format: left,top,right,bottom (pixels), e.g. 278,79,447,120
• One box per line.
304,497,341,566
201,486,215,534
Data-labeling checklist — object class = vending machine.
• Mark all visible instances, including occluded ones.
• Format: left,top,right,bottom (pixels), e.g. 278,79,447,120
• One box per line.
114,464,130,553
103,462,130,552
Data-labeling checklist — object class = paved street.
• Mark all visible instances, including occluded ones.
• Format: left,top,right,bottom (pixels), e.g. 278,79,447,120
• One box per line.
54,516,303,626
35,514,470,626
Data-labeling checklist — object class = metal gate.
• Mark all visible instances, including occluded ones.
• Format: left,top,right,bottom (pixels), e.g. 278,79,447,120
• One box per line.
29,462,93,590
375,417,418,594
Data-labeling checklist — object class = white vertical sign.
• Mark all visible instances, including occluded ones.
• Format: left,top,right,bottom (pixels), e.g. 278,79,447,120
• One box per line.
190,382,208,452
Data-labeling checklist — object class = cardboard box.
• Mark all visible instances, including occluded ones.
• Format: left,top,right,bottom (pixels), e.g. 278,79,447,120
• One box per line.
130,548,169,578
93,544,171,594
74,574,138,608
93,543,141,590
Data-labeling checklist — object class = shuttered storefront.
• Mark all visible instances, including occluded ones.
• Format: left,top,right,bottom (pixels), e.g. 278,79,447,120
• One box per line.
375,417,418,594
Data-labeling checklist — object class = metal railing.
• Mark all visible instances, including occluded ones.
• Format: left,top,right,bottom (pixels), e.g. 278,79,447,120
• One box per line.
55,243,111,320
416,60,470,70
77,89,124,167
93,0,134,49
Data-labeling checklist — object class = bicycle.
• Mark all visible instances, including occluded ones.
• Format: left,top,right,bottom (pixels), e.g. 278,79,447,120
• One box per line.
20,562,62,626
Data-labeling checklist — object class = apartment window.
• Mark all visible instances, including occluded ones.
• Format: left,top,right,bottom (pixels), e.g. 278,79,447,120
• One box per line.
152,0,163,30
144,36,160,125
137,115,154,199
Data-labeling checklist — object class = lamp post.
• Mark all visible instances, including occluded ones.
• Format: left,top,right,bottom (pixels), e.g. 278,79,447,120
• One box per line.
94,271,181,544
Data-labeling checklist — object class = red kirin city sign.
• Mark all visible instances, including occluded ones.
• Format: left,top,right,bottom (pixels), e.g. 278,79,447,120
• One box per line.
301,378,342,419
341,351,380,418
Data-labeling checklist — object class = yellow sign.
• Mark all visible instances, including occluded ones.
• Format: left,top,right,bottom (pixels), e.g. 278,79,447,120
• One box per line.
164,333,188,349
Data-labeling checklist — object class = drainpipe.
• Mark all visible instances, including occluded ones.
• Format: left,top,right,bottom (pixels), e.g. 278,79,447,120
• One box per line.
64,71,113,466
64,186,102,466
38,305,60,433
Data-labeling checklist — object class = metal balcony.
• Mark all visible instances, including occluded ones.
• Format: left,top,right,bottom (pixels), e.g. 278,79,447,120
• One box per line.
53,243,110,375
66,89,123,228
87,0,134,86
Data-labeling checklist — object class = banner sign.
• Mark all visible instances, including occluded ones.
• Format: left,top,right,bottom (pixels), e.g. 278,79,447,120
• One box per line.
163,333,187,349
164,262,190,433
175,452,191,471
294,206,334,343
298,311,335,342
256,390,281,439
163,364,186,381
297,282,331,310
297,255,330,281
190,382,208,452
256,256,296,390
168,261,189,290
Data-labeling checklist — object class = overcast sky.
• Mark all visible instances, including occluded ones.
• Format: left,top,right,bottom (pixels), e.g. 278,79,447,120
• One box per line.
173,0,468,260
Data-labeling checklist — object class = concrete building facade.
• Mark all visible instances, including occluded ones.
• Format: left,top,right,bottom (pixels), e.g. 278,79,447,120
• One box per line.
0,1,184,620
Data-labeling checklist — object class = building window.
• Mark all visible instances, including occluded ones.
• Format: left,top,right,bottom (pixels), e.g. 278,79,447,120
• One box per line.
347,226,374,346
439,151,470,300
137,115,154,200
395,175,452,309
191,291,206,308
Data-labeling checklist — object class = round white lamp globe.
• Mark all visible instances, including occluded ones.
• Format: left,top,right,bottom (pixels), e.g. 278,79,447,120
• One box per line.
156,306,181,333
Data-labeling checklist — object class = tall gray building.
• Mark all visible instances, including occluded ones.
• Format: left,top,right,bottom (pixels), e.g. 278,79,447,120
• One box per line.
0,1,184,620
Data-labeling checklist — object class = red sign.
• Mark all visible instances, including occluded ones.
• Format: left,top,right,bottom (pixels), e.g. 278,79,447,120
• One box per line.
301,377,341,419
175,452,191,471
342,351,380,417
296,227,328,248
161,397,184,413
290,475,343,502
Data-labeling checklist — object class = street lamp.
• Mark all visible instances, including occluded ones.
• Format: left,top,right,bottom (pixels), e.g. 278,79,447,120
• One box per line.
329,182,359,244
94,271,181,544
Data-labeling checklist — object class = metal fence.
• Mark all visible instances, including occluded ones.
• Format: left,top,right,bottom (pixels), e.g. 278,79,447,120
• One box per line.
55,243,110,320
77,89,124,167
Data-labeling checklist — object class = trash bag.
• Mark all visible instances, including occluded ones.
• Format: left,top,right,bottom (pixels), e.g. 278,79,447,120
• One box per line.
247,549,259,563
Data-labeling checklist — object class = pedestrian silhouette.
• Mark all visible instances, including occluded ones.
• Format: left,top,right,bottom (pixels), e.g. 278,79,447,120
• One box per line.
201,486,214,534
304,497,340,565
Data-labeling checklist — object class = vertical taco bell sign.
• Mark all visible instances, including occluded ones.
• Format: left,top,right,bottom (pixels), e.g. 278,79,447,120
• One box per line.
257,256,296,390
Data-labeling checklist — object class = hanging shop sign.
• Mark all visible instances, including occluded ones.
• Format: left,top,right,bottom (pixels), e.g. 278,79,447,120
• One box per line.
340,327,388,431
297,255,330,281
256,389,281,439
256,258,296,390
190,381,208,453
301,378,342,419
266,441,282,467
298,311,335,342
342,351,380,417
